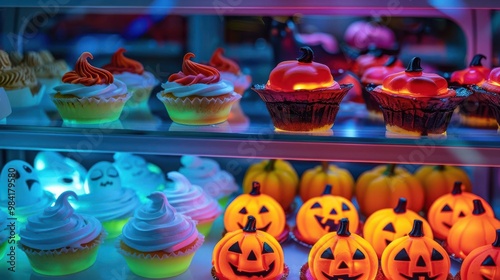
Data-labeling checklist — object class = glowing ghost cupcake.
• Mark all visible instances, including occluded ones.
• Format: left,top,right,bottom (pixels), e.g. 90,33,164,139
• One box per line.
0,160,54,225
113,152,166,202
164,171,222,237
18,191,105,276
34,151,87,197
118,192,204,278
76,161,141,239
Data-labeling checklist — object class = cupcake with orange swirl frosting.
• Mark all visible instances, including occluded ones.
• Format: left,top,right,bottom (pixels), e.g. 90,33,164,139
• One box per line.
157,52,240,125
50,52,130,124
103,48,157,106
369,57,471,136
0,50,44,108
209,48,251,95
472,67,500,130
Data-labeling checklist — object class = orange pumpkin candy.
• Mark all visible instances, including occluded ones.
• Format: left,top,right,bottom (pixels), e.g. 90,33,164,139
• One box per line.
364,197,433,258
355,164,424,217
381,220,450,280
212,216,288,280
224,182,289,243
460,229,500,280
414,165,472,210
243,159,298,213
307,218,378,280
427,181,494,240
295,184,359,246
447,199,500,259
299,161,354,202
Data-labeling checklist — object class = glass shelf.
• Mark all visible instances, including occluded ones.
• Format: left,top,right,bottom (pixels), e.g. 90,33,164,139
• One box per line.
1,94,500,166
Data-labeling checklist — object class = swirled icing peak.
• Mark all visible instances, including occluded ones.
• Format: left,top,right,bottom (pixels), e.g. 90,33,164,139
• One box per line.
38,50,55,63
62,52,114,86
103,48,144,75
0,50,11,70
168,52,220,85
209,48,240,75
22,52,43,67
451,54,491,85
42,191,77,220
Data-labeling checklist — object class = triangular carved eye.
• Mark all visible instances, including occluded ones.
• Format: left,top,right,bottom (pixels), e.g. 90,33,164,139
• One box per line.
239,207,248,214
262,242,274,254
431,249,443,260
394,249,411,261
482,256,496,266
383,223,395,233
342,203,350,211
441,204,452,212
353,249,365,260
330,209,337,215
321,248,334,260
247,250,257,261
259,206,269,213
228,242,242,253
311,202,322,209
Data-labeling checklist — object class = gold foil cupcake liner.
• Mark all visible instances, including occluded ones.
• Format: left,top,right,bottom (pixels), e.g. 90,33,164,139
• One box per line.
19,231,106,256
116,233,205,260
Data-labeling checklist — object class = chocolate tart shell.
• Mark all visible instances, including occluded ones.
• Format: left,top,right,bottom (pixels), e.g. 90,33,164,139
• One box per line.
252,84,353,131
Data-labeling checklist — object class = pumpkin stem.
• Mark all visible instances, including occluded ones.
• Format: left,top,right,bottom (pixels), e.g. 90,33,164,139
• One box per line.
472,199,486,215
323,184,333,196
493,229,500,247
321,161,329,172
384,56,398,67
264,159,277,172
435,165,446,171
243,216,257,233
394,198,407,214
405,57,423,73
470,54,486,67
250,182,261,196
337,218,351,237
297,46,314,63
451,181,463,195
409,220,425,237
384,164,396,176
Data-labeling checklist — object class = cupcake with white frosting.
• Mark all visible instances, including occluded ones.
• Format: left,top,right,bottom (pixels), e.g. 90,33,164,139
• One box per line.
117,192,204,278
51,51,130,124
164,171,222,236
76,161,141,239
179,155,238,207
18,191,105,276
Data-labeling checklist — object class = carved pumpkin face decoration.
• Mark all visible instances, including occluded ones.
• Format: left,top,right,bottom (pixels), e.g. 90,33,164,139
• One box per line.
224,182,287,242
428,181,494,240
381,220,450,280
364,197,433,258
308,218,378,280
213,216,285,280
461,229,500,280
296,184,359,245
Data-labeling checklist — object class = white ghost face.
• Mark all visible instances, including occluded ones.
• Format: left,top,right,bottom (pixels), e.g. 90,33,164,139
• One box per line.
113,153,148,181
1,160,42,206
85,162,121,195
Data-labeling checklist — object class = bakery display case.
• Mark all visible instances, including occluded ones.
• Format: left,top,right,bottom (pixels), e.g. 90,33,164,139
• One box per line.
0,0,500,279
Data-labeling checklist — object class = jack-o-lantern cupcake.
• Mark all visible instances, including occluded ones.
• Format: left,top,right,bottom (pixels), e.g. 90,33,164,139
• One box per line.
369,57,471,136
253,46,352,132
352,47,403,77
450,54,494,127
470,67,500,130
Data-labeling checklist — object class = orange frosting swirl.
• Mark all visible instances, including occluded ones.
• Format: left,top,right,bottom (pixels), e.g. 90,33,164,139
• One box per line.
168,53,220,85
381,57,451,97
62,52,114,86
209,48,240,75
102,48,144,75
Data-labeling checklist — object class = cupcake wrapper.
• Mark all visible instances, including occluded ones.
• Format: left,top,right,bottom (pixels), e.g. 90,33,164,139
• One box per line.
252,84,353,131
456,86,496,127
369,87,471,135
19,231,106,256
157,92,241,125
6,83,45,108
363,83,384,114
470,85,500,127
50,92,131,124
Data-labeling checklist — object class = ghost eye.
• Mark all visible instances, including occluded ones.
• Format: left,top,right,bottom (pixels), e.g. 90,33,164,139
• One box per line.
90,170,103,181
23,165,32,173
60,177,74,184
311,202,322,209
14,171,20,180
259,206,269,213
107,167,119,177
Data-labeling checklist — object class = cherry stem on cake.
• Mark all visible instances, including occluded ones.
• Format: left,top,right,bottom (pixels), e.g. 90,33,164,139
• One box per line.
451,181,463,195
394,198,407,214
321,161,329,172
384,56,398,67
337,218,351,237
244,216,257,232
323,184,333,196
493,230,500,247
264,159,277,172
384,164,396,176
250,182,261,196
405,57,423,72
409,220,424,237
470,54,486,67
472,199,486,215
297,46,314,63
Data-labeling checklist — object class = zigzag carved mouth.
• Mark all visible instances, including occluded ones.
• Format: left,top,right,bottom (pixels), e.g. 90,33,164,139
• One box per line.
315,215,339,232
